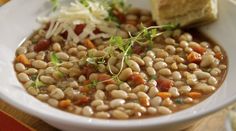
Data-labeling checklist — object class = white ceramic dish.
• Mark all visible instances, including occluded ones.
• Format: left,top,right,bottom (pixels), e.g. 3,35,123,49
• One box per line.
0,0,236,131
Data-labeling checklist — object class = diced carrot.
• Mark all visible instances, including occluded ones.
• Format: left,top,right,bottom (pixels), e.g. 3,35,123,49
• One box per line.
157,92,172,99
79,86,90,93
97,73,115,84
129,74,145,86
191,45,206,55
75,96,90,106
215,52,223,60
83,39,95,49
139,97,150,107
187,52,202,63
82,80,90,85
59,99,71,108
156,77,173,92
16,54,30,66
188,92,202,99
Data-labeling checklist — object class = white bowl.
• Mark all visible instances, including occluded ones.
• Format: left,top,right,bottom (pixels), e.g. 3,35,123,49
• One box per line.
0,0,236,131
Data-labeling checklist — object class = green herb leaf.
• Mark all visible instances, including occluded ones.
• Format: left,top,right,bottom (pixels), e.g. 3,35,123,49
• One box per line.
50,52,60,66
80,0,89,7
50,0,59,11
174,98,184,104
31,79,46,88
161,23,179,31
86,57,97,65
88,80,98,88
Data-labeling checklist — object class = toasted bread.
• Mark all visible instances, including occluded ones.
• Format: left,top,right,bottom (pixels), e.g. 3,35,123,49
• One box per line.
151,0,218,27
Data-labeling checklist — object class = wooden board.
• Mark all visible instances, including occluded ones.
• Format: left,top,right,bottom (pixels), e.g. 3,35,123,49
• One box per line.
0,99,228,131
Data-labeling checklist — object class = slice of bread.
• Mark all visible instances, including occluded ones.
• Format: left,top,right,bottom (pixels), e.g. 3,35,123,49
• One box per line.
151,0,218,27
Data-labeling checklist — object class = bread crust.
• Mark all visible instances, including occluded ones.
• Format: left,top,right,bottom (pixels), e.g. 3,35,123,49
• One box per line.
151,0,218,27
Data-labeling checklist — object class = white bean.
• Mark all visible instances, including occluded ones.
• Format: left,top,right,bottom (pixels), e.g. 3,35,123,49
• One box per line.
131,55,145,66
111,90,128,99
37,94,49,101
208,76,218,86
143,56,153,67
118,68,133,81
194,71,211,79
96,105,109,111
112,110,129,119
210,68,221,76
165,56,175,64
172,71,182,81
188,63,198,70
32,60,47,69
119,82,131,92
27,86,39,96
150,96,162,107
17,73,30,83
180,41,189,48
162,98,173,107
165,45,176,54
157,106,172,115
91,100,104,107
146,50,156,59
40,76,55,84
94,90,106,100
219,64,227,70
178,85,191,94
148,86,159,98
127,60,140,72
154,61,167,70
168,87,180,97
132,84,149,93
171,63,178,70
147,107,157,114
159,68,171,76
47,98,59,107
15,63,26,72
110,99,125,108
82,106,94,117
56,52,69,61
50,88,64,100
200,54,215,67
95,112,110,119
146,67,156,76
105,84,118,91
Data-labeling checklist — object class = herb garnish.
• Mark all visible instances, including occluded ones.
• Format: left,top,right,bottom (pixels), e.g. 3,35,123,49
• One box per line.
50,0,59,11
103,24,178,82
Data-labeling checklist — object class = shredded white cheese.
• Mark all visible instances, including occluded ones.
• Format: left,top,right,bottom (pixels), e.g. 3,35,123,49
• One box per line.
39,0,119,44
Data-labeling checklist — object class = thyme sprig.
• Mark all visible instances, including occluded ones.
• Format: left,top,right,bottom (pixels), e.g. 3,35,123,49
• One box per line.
106,24,178,81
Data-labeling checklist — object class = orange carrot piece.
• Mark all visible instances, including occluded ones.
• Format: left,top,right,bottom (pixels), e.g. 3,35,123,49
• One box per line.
83,39,95,49
97,73,115,84
16,54,30,66
191,45,206,54
157,92,172,99
187,52,202,63
139,97,150,107
215,52,223,60
59,99,71,108
188,92,202,99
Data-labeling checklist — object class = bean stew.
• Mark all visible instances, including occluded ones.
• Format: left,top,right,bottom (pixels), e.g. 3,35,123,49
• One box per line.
14,1,227,119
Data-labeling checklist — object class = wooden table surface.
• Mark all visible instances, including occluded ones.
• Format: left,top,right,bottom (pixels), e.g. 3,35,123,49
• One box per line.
0,99,229,131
